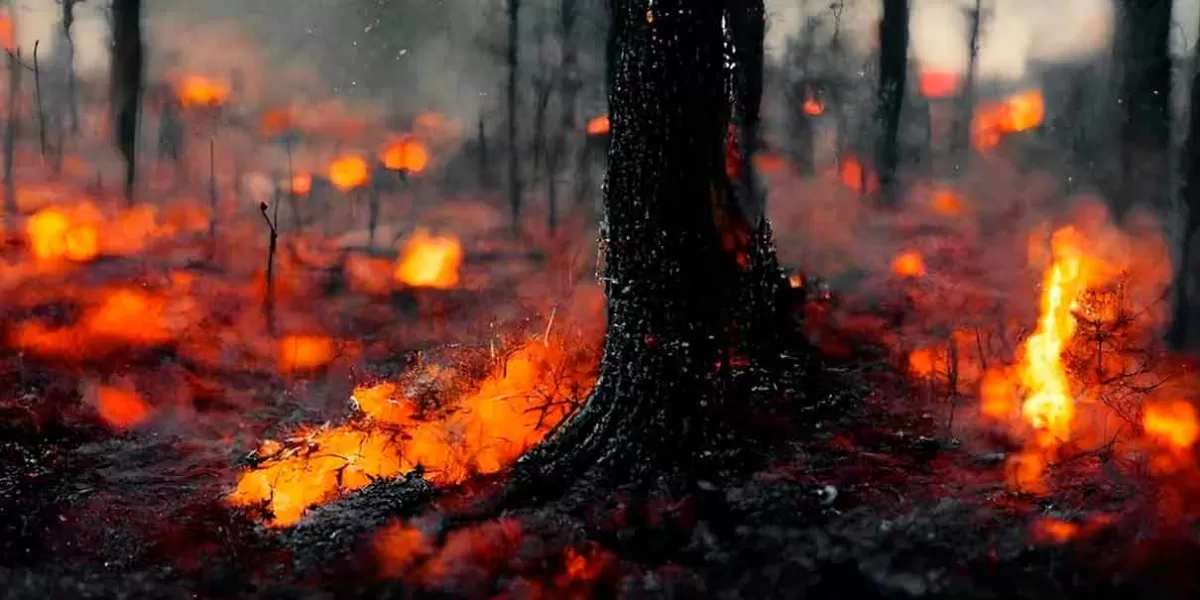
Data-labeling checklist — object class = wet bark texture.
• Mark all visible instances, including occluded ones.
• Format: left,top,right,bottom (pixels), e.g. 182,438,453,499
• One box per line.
110,0,144,205
876,0,909,205
1115,0,1171,219
508,0,790,500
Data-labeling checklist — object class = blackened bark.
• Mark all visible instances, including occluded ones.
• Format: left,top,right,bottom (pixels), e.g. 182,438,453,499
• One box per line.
876,0,909,205
1115,0,1171,218
61,0,80,135
509,0,791,497
950,0,981,162
110,0,143,206
1168,37,1200,348
507,0,522,235
3,49,19,227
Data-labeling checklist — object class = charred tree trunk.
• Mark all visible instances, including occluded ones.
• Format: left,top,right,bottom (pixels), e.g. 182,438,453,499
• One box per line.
546,0,580,235
4,49,19,227
509,0,793,497
875,0,909,205
950,0,981,163
507,0,522,236
1115,0,1171,219
60,0,80,136
1169,30,1200,348
110,0,143,206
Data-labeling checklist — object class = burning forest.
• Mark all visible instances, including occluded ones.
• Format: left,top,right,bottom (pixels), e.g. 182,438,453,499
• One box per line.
5,0,1200,598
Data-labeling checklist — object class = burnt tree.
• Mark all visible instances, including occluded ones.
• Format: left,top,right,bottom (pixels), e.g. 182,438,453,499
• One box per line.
110,0,143,206
58,0,81,136
1169,28,1200,348
507,0,523,235
507,0,794,498
1114,0,1171,219
875,0,908,205
545,0,581,234
950,0,982,162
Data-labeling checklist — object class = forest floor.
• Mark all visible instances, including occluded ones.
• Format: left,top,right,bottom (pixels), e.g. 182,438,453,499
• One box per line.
3,257,1200,600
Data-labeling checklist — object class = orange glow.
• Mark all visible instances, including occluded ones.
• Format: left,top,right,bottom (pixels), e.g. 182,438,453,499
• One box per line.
754,152,786,174
802,91,825,117
1143,400,1199,451
291,172,312,196
260,106,296,138
95,385,152,430
1030,518,1079,544
891,251,926,278
930,188,964,216
837,155,878,194
394,229,464,289
972,90,1045,151
908,347,939,377
919,70,959,98
382,137,430,173
228,339,593,527
177,75,230,109
26,206,99,262
979,367,1018,420
279,335,336,374
328,155,370,191
0,11,14,52
13,287,175,357
586,115,610,136
374,521,432,577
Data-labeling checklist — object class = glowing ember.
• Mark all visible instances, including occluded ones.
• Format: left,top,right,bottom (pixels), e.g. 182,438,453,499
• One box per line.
291,172,312,196
94,384,152,430
382,137,430,173
802,92,825,117
836,155,878,194
918,70,959,98
394,229,464,289
177,75,230,108
374,521,431,577
26,206,99,262
0,11,13,52
586,115,610,136
972,90,1045,151
279,335,336,374
1030,518,1079,544
930,188,964,216
328,155,370,191
891,251,926,278
228,339,592,527
1143,400,1199,451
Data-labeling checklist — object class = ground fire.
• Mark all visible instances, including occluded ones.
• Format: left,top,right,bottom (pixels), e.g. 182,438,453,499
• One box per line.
5,1,1200,599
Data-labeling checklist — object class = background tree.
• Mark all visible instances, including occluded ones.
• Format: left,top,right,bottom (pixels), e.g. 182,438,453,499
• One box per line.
111,0,144,205
949,0,982,164
875,0,909,205
507,0,793,498
1169,17,1200,349
507,0,523,235
1114,0,1171,219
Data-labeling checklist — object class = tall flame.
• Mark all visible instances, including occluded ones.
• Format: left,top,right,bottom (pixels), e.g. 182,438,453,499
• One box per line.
972,90,1045,151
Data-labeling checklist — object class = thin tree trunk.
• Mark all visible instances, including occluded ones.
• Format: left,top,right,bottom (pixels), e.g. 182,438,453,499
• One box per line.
4,48,19,227
32,41,46,162
510,0,789,495
876,0,909,205
1115,0,1171,219
950,0,981,163
1169,21,1200,349
110,0,143,206
62,0,79,135
507,0,522,236
547,0,579,235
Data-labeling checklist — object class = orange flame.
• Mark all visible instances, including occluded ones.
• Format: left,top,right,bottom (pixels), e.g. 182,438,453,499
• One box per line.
228,339,593,527
802,92,825,117
891,251,926,278
26,206,99,262
382,138,430,173
1030,518,1079,544
177,75,230,109
328,155,370,191
836,155,878,194
0,11,14,52
94,384,152,430
971,90,1045,151
586,115,610,136
930,188,964,217
394,229,464,289
279,335,336,374
1143,400,1199,451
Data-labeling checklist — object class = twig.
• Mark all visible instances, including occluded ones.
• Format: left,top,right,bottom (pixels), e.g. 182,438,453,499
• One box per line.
260,198,280,334
207,135,217,249
542,306,557,347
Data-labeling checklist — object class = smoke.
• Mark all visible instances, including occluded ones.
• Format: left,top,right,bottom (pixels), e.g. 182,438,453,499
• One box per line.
765,0,1118,83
